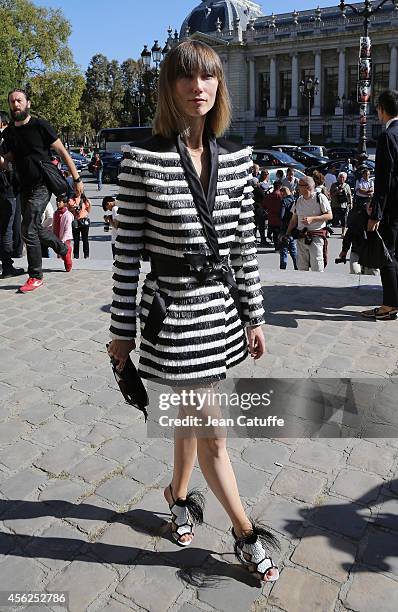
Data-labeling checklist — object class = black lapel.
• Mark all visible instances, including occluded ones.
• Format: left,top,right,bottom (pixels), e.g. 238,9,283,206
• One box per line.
176,133,220,259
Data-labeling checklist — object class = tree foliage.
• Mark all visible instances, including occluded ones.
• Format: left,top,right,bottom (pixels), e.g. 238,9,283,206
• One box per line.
0,0,75,110
29,70,85,132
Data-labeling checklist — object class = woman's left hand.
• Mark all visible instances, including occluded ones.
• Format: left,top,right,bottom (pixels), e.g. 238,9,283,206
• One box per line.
246,326,266,360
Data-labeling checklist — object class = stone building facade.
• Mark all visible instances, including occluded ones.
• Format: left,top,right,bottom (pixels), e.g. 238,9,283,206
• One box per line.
176,0,398,145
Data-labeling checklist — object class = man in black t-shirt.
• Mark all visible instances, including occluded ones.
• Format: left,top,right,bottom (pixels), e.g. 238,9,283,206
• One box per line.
0,110,24,278
0,89,83,292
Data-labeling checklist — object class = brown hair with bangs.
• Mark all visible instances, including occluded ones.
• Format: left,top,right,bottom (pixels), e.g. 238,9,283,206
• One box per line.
153,39,231,138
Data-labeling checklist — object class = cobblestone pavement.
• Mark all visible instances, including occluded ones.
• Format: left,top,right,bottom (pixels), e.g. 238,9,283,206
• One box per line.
0,264,397,612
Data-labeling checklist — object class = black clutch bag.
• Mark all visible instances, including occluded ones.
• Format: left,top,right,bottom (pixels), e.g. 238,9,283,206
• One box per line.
358,231,392,269
107,344,149,421
40,160,69,196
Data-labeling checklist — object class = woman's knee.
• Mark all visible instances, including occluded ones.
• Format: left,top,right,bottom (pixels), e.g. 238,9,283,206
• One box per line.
197,436,227,458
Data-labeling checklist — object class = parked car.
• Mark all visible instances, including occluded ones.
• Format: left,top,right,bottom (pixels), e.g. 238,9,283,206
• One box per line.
272,146,329,167
300,145,328,157
252,149,305,171
327,147,359,160
70,151,88,170
265,166,307,185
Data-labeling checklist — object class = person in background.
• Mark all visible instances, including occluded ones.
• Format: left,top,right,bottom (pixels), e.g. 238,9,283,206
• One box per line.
0,88,82,292
312,170,329,198
250,163,260,185
263,180,283,250
282,167,299,197
53,195,73,271
92,152,103,191
339,202,378,276
69,192,91,259
355,167,374,206
102,196,118,257
41,201,54,258
258,169,272,193
286,175,333,272
330,172,352,237
279,186,298,270
0,110,24,278
361,89,398,320
276,169,284,183
324,165,337,193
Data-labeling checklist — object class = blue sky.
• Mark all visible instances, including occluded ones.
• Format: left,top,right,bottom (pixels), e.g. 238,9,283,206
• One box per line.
35,0,335,72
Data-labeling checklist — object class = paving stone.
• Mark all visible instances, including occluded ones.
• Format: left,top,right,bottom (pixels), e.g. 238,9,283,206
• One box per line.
96,476,143,506
98,600,133,612
17,402,59,425
310,495,371,540
374,495,398,531
71,376,107,394
0,468,48,500
241,440,292,472
70,455,118,483
64,403,103,425
269,566,340,612
95,522,153,564
52,387,88,408
29,418,80,446
251,494,306,538
0,421,28,444
343,570,398,612
347,440,396,475
271,466,326,503
98,438,140,464
290,440,341,473
124,454,167,485
116,563,185,612
361,529,398,576
34,442,93,476
0,556,46,592
331,468,384,504
0,382,16,401
291,526,357,581
39,479,89,507
0,440,42,471
66,494,117,537
27,520,88,571
46,560,117,612
79,422,121,446
3,502,55,536
197,567,263,611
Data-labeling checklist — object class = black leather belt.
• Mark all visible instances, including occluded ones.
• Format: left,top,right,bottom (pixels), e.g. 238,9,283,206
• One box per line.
149,253,242,318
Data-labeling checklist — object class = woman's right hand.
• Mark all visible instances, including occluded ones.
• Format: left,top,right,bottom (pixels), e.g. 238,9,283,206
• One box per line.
107,339,136,371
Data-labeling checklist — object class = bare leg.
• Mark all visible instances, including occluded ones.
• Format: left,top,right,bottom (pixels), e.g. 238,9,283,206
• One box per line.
164,407,197,544
196,436,252,536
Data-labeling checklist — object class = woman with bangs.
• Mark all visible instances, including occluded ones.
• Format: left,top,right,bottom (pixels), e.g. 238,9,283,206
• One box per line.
107,40,279,583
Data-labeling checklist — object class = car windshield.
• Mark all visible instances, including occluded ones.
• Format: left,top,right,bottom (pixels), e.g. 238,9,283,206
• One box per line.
272,151,296,163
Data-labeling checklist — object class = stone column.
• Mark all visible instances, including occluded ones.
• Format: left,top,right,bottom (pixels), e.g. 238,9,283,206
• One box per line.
269,56,277,117
389,45,398,90
313,52,322,116
248,58,256,118
335,49,346,115
289,54,299,117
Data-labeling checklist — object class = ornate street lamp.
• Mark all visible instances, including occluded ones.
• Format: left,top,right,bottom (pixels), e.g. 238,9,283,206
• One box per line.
336,94,347,143
151,40,162,70
339,0,398,159
140,44,152,70
134,91,146,127
299,77,320,145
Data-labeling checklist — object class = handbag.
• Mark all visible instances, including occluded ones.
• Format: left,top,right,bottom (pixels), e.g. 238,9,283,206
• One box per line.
78,217,90,227
39,160,69,196
358,231,393,269
106,344,148,421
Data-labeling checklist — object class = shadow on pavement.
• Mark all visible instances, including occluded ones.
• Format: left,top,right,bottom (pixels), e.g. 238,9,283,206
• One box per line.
0,499,260,586
263,284,383,327
283,479,398,575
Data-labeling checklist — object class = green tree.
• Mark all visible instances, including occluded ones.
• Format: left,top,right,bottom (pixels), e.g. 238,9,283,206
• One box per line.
120,58,141,126
0,0,74,108
29,70,85,133
81,54,115,133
